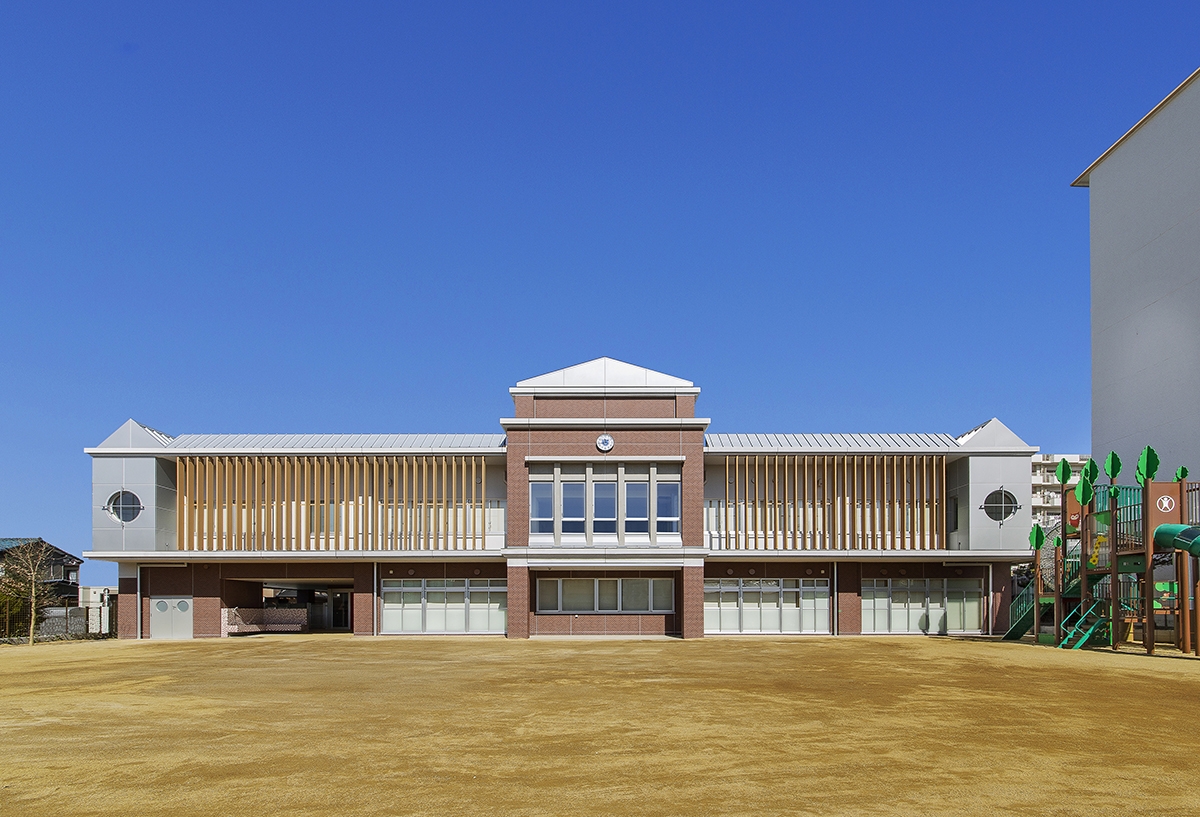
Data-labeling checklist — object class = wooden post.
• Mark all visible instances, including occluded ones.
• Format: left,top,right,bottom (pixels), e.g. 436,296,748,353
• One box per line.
1143,479,1156,655
1054,486,1065,645
1081,506,1092,608
1179,550,1191,654
1193,553,1200,656
1054,533,1064,645
1109,479,1120,651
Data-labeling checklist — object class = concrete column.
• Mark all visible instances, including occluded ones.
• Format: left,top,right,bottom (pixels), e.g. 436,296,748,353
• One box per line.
991,562,1012,634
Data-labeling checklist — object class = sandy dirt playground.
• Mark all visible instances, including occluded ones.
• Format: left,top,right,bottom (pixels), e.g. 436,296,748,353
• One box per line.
2,636,1200,816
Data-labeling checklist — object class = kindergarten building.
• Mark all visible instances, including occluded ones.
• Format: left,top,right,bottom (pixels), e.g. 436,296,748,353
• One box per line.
85,358,1036,639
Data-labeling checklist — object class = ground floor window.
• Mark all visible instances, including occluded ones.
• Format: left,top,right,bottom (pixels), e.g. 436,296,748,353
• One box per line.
380,579,507,634
703,578,830,634
536,577,674,614
861,578,983,634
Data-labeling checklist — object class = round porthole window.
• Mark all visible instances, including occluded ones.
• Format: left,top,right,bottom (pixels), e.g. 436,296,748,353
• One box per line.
177,600,189,612
106,490,143,523
982,489,1019,522
155,600,169,612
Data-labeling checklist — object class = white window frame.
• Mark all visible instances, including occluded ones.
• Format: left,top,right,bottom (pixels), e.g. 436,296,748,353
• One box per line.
529,482,554,534
535,577,675,614
703,577,831,634
656,482,681,533
859,578,984,635
528,461,682,546
380,577,508,634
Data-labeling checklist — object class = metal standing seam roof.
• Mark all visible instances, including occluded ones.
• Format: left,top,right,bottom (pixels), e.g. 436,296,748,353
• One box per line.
163,433,507,453
703,433,961,453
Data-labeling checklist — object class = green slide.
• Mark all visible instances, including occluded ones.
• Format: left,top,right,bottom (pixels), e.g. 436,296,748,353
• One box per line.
1153,524,1200,556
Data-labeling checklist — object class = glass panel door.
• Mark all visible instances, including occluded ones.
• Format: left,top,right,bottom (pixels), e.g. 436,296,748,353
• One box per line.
703,581,722,631
781,580,802,632
401,584,423,632
381,578,506,634
927,585,946,634
760,580,781,632
741,581,762,631
445,580,467,631
801,579,830,634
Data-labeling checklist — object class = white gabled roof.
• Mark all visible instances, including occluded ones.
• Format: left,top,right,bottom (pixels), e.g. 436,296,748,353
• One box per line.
94,419,175,449
953,418,1035,452
512,357,698,395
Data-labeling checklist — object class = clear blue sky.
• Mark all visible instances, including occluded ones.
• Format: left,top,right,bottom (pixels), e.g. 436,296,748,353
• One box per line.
3,3,1198,583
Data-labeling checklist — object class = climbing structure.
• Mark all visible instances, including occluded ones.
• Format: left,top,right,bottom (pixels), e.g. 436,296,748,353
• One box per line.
1004,449,1200,655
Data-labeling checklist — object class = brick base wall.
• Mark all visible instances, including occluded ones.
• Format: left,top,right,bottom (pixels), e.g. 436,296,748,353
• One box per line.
530,613,677,636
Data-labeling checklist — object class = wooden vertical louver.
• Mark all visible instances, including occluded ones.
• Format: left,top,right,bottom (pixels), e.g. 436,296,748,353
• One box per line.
717,454,946,551
177,455,491,552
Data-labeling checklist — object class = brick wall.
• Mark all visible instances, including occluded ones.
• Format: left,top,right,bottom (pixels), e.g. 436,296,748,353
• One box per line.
836,562,862,635
531,613,676,635
507,565,530,638
353,563,375,635
117,577,137,638
680,566,704,638
192,565,222,638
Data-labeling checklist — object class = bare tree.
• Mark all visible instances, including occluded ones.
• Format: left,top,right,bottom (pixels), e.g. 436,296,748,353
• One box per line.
0,540,57,645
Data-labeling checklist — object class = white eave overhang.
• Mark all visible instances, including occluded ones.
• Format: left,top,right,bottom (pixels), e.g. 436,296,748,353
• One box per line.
503,546,709,569
85,547,1033,565
500,417,710,430
83,550,508,563
85,446,508,457
509,386,701,397
705,549,1034,562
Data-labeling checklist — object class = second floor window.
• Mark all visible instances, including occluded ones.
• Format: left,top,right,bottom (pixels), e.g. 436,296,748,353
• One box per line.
530,483,555,534
593,483,617,533
657,483,680,533
625,483,649,533
528,461,683,542
561,483,586,533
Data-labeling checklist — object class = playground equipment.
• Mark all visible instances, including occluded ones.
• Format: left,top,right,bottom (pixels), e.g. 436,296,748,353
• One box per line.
1004,448,1200,656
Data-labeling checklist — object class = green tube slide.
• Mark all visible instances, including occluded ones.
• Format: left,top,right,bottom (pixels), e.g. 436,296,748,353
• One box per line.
1153,524,1200,557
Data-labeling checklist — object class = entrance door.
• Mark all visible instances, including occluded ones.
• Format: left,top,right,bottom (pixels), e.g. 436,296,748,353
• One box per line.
331,590,351,630
149,596,193,639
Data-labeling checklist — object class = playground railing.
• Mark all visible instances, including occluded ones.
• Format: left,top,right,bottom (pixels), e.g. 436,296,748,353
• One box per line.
1188,483,1200,526
1064,549,1081,588
1113,486,1144,554
1010,580,1037,629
